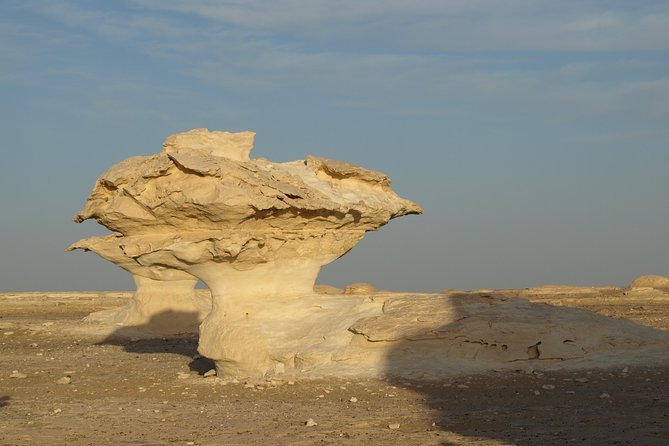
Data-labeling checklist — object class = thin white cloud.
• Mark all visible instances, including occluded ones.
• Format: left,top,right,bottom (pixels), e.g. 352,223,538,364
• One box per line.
128,0,669,51
4,0,668,123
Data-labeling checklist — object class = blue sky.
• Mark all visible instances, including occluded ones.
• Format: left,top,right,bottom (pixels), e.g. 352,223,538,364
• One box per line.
1,0,668,292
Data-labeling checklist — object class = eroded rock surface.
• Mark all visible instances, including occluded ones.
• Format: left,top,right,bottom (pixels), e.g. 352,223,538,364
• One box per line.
68,235,210,334
71,128,422,362
71,128,669,379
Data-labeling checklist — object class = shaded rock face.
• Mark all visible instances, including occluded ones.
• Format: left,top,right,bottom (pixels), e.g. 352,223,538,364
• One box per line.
68,234,211,335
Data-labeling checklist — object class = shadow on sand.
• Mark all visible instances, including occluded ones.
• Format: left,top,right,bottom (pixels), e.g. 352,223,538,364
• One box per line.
97,310,215,375
0,396,9,408
383,293,669,445
92,295,668,444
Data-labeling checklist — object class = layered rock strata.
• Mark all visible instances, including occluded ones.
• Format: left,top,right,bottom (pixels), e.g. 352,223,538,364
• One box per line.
71,128,422,363
71,129,669,379
68,235,210,334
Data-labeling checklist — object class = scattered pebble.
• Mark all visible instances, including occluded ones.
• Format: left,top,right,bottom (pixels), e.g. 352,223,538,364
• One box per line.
457,384,469,389
56,376,71,385
52,408,62,414
3,331,14,335
600,393,611,399
388,423,401,430
29,343,38,347
542,384,555,390
533,390,541,396
305,418,318,427
177,372,190,379
575,378,589,383
622,367,629,374
9,370,27,379
203,369,216,378
244,383,255,389
349,397,358,403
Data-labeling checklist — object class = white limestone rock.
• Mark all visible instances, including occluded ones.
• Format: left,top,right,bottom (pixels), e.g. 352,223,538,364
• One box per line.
70,129,669,379
68,235,210,334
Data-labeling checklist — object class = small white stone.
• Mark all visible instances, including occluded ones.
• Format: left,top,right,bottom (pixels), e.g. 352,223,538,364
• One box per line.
541,384,555,390
3,331,14,335
305,418,318,427
533,390,541,395
349,397,358,403
575,378,589,383
56,376,71,385
457,384,469,389
177,372,190,379
10,370,27,379
622,367,629,374
599,393,611,399
29,343,38,347
203,369,216,377
52,408,62,414
388,423,400,430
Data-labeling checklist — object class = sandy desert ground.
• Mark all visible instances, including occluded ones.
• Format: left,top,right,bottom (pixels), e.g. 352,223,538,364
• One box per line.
1,287,668,446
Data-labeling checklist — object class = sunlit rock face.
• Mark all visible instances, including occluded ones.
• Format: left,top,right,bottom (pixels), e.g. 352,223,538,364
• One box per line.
71,128,422,366
71,129,669,380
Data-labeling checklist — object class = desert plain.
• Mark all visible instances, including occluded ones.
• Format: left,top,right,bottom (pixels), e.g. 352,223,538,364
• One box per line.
1,283,668,446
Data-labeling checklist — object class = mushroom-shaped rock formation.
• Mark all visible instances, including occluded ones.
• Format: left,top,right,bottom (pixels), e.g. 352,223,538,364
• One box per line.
68,235,211,334
71,129,669,380
71,128,422,370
